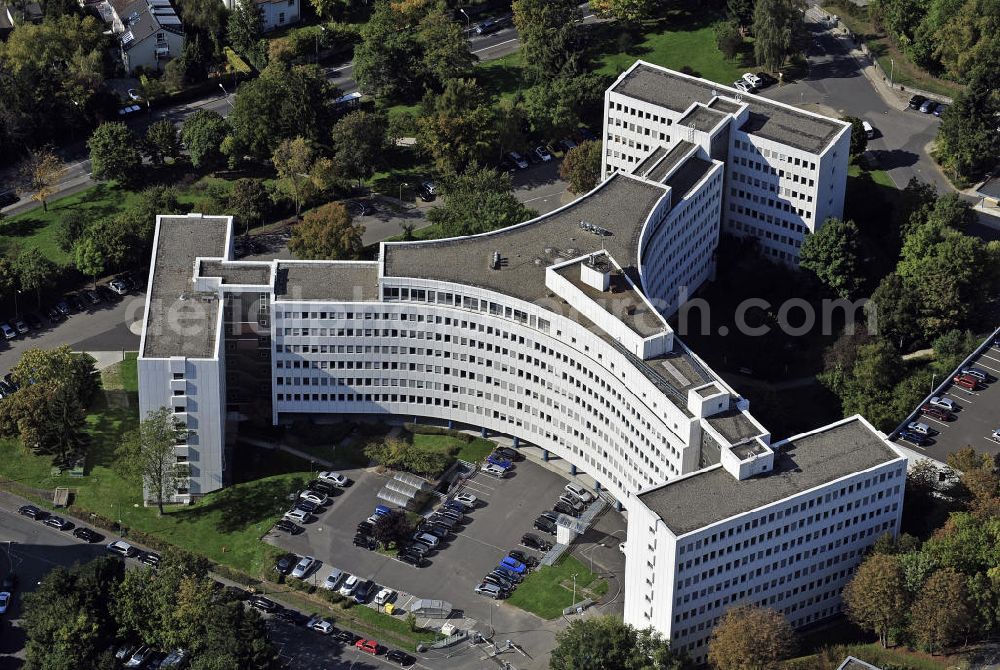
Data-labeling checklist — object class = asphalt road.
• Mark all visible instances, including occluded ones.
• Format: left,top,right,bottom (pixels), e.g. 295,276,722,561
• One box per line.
760,10,951,193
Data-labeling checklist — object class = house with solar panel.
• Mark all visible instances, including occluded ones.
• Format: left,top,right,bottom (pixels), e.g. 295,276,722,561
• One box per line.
104,0,185,74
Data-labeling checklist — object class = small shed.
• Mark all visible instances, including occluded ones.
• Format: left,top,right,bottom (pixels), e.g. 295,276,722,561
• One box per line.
393,471,432,492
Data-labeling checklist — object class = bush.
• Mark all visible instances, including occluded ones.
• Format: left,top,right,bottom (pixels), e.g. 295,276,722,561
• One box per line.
715,20,744,60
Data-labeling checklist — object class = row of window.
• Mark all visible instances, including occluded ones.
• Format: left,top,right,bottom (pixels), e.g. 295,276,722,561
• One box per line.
733,139,819,172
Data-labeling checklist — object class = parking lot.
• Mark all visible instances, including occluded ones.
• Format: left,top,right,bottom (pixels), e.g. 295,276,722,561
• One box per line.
892,338,1000,461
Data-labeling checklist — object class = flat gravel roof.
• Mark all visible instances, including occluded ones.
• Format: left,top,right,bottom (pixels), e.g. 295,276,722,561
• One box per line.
638,417,901,535
612,63,847,154
706,409,765,445
275,262,380,301
142,215,229,359
383,174,668,304
199,260,271,285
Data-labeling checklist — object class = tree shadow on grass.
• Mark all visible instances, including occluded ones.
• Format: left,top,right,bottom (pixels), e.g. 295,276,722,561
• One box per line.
172,473,309,533
84,390,139,472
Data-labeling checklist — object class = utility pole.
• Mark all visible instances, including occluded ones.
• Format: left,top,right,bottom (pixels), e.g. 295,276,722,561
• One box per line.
571,572,578,608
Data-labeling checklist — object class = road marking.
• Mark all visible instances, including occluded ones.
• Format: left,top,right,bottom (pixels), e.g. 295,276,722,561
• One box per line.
978,353,1000,365
520,191,564,204
920,416,950,429
974,361,1000,375
471,37,519,54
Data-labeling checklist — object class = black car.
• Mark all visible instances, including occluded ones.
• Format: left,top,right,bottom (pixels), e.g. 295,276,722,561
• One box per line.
532,516,557,534
72,526,103,543
44,306,64,322
356,521,374,535
336,630,361,645
115,643,140,661
274,553,297,575
83,289,101,305
95,285,119,303
423,524,449,539
18,504,48,520
493,446,522,461
353,579,375,604
307,480,336,495
508,550,538,568
276,608,309,625
484,573,515,591
43,515,72,530
353,534,376,550
248,596,280,613
25,313,43,330
756,72,777,87
294,499,318,513
65,294,84,312
397,550,424,567
138,551,161,567
0,191,17,208
273,519,303,534
417,184,435,202
0,380,16,395
521,533,550,551
386,649,416,666
553,501,580,518
908,94,927,109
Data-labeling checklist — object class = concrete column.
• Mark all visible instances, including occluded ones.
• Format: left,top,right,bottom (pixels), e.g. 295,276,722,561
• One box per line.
570,464,577,475
481,427,488,438
447,420,453,429
595,481,602,492
512,436,520,447
615,500,623,512
542,449,550,462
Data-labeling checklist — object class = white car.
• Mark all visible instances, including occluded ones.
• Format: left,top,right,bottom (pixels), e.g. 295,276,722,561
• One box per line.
322,568,344,590
298,490,328,506
733,80,754,94
742,72,763,88
317,471,349,487
283,508,311,524
339,574,359,597
480,463,507,478
0,591,10,614
1,323,16,339
307,616,334,634
564,482,594,503
862,120,874,139
928,396,955,412
907,421,931,436
374,587,396,606
507,151,528,169
291,555,317,579
106,540,136,557
453,492,478,509
534,146,552,162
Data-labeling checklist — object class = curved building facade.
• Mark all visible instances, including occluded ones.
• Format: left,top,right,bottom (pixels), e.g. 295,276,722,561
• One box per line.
138,62,903,664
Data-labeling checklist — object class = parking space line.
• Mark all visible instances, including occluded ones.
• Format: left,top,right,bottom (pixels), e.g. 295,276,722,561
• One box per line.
921,416,950,429
973,361,1000,374
979,353,1000,364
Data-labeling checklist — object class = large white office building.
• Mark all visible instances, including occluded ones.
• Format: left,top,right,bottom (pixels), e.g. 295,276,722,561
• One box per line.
138,62,900,663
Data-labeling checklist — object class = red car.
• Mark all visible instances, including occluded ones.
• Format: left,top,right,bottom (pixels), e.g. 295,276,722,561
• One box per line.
355,639,379,655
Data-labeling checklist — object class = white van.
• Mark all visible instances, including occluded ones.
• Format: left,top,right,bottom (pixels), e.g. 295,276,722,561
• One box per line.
564,482,594,503
862,120,874,139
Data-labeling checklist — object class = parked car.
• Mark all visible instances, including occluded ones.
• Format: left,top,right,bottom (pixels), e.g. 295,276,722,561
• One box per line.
434,505,463,522
565,482,594,502
0,591,10,615
356,520,374,536
558,493,586,512
24,313,43,330
73,527,104,543
298,490,328,506
248,596,279,613
307,616,335,634
353,534,376,549
317,471,350,487
919,99,938,114
483,573,514,591
742,72,763,87
428,514,457,529
928,396,956,411
397,549,425,567
294,499,319,514
494,565,523,583
413,532,440,548
336,630,361,645
920,405,953,422
43,515,72,530
386,649,416,666
475,582,507,599
339,575,359,597
107,540,138,558
486,453,512,469
138,551,161,568
115,643,140,661
273,519,303,535
933,103,947,117
355,638,380,655
322,568,344,590
533,515,557,534
45,305,64,322
908,94,927,109
1,323,17,339
353,579,376,604
507,151,528,169
907,421,931,436
898,430,928,446
553,501,580,517
124,645,153,668
534,146,552,162
374,504,393,517
500,556,527,574
953,374,980,390
109,279,130,295
521,533,551,551
18,504,48,520
480,463,507,478
756,72,777,87
862,120,874,139
54,300,71,316
374,587,396,606
508,550,539,568
961,367,990,383
0,191,18,208
557,138,577,152
283,508,311,524
10,320,24,336
733,80,756,94
274,553,298,575
453,492,478,508
475,18,499,35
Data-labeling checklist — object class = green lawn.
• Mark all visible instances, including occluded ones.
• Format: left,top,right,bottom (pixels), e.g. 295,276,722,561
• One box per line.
848,162,895,188
454,437,495,463
506,555,607,619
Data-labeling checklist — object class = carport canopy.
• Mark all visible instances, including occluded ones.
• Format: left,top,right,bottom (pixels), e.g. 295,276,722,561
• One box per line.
409,598,453,619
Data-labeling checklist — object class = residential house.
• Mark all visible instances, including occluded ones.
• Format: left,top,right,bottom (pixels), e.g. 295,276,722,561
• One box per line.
219,0,299,33
104,0,185,73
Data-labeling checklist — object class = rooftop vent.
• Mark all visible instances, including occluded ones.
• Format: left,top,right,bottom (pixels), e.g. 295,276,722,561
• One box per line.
491,250,501,270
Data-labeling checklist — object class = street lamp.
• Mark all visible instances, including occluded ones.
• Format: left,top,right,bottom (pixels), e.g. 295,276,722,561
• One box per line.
218,83,233,109
315,25,326,60
399,182,409,202
889,58,895,88
930,373,937,393
13,289,21,317
459,8,470,28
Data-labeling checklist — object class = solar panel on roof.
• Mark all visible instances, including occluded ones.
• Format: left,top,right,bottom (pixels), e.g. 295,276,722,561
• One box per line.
121,30,134,44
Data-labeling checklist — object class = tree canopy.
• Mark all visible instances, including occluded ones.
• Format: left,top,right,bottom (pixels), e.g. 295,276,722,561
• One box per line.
426,165,536,238
330,110,387,186
512,0,583,82
88,123,142,185
707,605,796,670
550,616,692,670
560,140,603,194
752,0,804,72
799,217,866,299
288,202,364,260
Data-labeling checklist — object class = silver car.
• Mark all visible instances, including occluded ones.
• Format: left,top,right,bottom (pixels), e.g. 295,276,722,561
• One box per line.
291,555,316,579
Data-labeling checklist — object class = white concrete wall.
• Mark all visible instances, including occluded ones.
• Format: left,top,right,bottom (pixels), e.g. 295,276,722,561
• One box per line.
122,29,184,74
258,0,298,31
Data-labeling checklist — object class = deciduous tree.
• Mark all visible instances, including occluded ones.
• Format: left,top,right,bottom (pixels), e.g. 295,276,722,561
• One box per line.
272,137,320,218
935,65,1000,184
910,568,972,653
353,0,421,99
417,9,476,87
228,178,271,234
707,605,795,670
88,123,142,185
551,616,691,670
591,0,656,23
228,0,263,64
842,116,868,159
512,0,582,82
145,119,181,166
799,218,865,299
329,110,387,186
18,148,67,212
74,236,103,289
13,247,56,307
416,78,497,173
116,407,189,515
752,0,803,72
288,202,364,260
843,552,909,648
560,140,602,194
426,166,536,238
715,20,744,60
181,109,230,169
